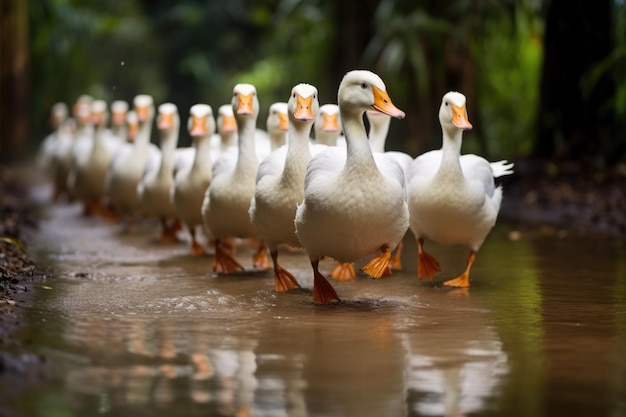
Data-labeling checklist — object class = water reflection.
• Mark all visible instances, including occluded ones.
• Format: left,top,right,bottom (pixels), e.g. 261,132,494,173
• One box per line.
14,198,626,417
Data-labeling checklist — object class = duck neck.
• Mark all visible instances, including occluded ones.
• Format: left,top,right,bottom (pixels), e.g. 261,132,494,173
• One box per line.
342,109,378,173
235,115,258,173
220,131,237,152
436,127,465,179
368,118,390,154
158,128,178,176
135,118,153,149
315,129,338,146
191,133,212,173
282,121,313,183
270,130,287,151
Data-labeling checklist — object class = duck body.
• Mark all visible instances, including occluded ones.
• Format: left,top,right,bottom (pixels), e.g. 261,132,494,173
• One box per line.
172,104,215,255
250,84,319,291
296,148,408,263
202,83,268,273
71,100,121,210
106,95,159,217
406,91,513,287
295,70,409,303
408,151,503,248
138,103,181,241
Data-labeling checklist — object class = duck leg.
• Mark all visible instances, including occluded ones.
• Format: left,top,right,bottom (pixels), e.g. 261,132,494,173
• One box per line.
443,251,475,288
389,241,403,270
312,260,340,304
361,245,393,278
417,238,440,281
213,239,244,273
330,262,356,281
159,217,179,243
271,250,301,292
189,226,205,256
252,240,271,270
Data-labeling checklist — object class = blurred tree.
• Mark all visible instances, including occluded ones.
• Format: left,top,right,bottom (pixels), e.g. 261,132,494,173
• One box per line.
533,0,615,167
1,0,29,163
29,0,163,147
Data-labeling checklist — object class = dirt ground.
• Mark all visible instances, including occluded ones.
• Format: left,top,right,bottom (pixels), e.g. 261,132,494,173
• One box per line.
0,158,624,415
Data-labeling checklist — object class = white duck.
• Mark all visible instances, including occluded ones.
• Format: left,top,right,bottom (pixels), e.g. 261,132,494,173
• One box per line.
212,104,238,154
250,83,319,292
110,100,129,141
369,109,413,268
37,102,69,176
202,83,269,273
138,103,181,243
105,94,159,225
68,100,121,216
172,104,215,256
265,102,289,150
314,103,344,147
294,70,409,303
406,91,513,287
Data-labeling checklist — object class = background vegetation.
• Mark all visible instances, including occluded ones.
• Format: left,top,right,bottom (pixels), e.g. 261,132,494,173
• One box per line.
2,0,625,169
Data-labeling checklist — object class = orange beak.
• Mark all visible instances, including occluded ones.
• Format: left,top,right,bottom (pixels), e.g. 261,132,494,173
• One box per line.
371,86,405,119
136,105,149,122
277,111,288,131
450,104,473,130
293,95,314,121
322,113,339,132
220,114,237,132
236,93,254,115
158,112,174,130
90,111,103,125
127,122,138,141
190,115,207,137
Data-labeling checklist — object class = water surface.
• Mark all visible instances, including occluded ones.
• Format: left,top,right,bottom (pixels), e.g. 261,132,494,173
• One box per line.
12,198,626,417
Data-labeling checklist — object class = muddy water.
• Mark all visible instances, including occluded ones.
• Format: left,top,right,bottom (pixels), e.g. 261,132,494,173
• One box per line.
12,196,626,417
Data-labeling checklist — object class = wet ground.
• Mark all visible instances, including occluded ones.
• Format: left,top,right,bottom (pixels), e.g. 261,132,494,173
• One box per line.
2,181,626,417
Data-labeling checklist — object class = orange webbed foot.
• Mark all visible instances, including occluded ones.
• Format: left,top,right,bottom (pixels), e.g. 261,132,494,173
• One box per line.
389,242,403,270
417,238,440,281
330,262,356,281
271,251,300,292
191,240,205,256
274,264,301,292
443,251,475,288
361,245,392,279
253,241,271,270
213,240,244,274
312,261,340,304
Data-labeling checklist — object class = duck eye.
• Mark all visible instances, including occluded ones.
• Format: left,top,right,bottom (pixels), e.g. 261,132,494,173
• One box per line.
445,102,449,106
361,83,367,89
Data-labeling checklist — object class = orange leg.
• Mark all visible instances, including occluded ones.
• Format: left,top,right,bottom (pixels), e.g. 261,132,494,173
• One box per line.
189,226,205,256
417,238,440,281
212,239,244,274
330,262,356,281
159,217,179,243
252,240,271,270
361,245,393,278
389,241,403,271
443,251,475,288
271,250,300,292
312,260,340,304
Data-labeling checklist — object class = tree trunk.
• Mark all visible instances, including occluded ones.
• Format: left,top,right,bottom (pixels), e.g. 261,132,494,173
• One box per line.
533,0,614,165
0,0,29,164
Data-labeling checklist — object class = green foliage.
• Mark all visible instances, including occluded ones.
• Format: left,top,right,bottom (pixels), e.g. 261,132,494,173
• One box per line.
474,3,543,159
29,0,163,142
28,0,623,163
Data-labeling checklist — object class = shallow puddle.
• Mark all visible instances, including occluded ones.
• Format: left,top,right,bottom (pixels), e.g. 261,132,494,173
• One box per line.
9,192,626,417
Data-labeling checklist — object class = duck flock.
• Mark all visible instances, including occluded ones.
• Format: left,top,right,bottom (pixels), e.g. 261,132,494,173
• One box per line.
37,70,513,304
